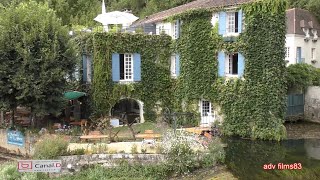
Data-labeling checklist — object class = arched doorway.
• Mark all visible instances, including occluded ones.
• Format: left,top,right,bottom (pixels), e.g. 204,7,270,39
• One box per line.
111,98,144,126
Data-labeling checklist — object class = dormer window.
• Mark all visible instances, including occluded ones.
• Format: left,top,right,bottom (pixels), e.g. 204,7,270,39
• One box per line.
303,28,310,39
312,29,318,41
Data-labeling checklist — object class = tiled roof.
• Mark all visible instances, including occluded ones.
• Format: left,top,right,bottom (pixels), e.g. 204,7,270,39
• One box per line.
133,0,253,26
286,8,320,35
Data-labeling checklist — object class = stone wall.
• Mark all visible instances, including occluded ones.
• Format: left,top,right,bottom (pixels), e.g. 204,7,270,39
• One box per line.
305,86,320,123
59,153,165,174
0,129,36,156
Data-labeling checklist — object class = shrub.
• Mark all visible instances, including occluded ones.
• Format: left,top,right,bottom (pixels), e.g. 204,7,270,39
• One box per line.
33,135,69,159
287,63,320,91
166,141,198,175
68,148,85,156
201,138,225,167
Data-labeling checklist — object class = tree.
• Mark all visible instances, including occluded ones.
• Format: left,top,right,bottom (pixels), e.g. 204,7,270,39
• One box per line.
0,1,77,125
288,0,320,23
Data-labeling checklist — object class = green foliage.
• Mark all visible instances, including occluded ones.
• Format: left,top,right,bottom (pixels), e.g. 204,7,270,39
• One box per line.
202,138,225,168
1,0,196,27
33,135,69,159
287,63,320,91
68,148,85,155
0,162,48,180
80,33,172,121
0,1,77,116
166,141,197,175
79,0,288,140
288,0,320,24
56,137,225,179
212,0,288,141
176,10,217,101
56,163,170,180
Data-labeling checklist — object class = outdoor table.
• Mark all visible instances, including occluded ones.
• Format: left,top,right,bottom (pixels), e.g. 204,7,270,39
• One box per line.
136,130,161,146
80,131,109,143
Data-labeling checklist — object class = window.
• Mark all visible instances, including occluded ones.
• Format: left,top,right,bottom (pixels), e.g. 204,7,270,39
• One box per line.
312,29,318,39
201,100,211,117
112,53,141,82
285,47,290,59
159,25,165,34
296,47,302,63
227,12,238,34
172,21,179,39
86,55,92,83
312,48,316,60
200,100,217,126
170,55,176,77
226,53,238,75
120,54,133,81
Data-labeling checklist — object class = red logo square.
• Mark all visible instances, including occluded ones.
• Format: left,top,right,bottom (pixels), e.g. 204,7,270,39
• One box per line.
18,161,32,170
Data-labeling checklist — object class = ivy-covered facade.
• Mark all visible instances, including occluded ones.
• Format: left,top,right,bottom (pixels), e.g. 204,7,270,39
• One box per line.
80,0,287,140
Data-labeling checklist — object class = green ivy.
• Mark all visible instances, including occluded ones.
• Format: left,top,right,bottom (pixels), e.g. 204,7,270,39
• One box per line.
287,63,320,92
212,0,288,141
173,0,287,140
78,0,288,140
78,33,173,121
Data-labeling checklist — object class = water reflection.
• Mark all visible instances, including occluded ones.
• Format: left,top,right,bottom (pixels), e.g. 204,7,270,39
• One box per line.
305,139,320,160
222,137,320,180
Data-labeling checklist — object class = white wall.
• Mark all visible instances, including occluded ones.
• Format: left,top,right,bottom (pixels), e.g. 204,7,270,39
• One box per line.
285,34,320,68
211,13,218,27
305,86,320,123
156,13,219,38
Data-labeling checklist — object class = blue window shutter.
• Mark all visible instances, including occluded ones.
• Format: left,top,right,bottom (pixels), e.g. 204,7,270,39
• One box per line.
82,54,87,82
238,53,245,77
238,10,243,33
219,12,226,35
133,53,141,81
112,53,120,82
218,52,225,77
175,54,180,76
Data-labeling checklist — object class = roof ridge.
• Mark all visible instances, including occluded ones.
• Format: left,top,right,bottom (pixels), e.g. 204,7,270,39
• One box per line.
133,0,253,26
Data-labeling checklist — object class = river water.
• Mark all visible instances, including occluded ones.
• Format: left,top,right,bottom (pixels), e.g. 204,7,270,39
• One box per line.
222,135,320,179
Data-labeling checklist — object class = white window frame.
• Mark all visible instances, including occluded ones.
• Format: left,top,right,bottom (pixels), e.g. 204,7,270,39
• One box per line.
170,55,177,77
312,48,316,60
227,12,236,34
201,100,212,117
199,100,217,126
158,25,165,35
172,21,178,39
226,11,240,36
120,53,133,82
87,55,92,83
225,53,239,77
285,47,290,59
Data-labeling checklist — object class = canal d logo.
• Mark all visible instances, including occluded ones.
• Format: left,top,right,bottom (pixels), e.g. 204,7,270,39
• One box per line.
18,161,32,170
18,160,62,172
